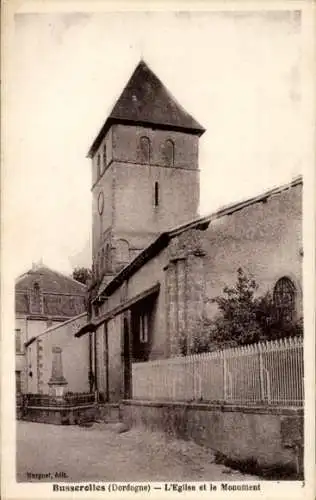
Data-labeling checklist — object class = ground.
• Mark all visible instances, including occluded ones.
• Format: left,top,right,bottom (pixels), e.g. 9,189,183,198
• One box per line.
16,421,258,482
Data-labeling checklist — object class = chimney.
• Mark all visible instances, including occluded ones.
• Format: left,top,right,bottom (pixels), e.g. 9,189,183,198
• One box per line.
31,259,44,271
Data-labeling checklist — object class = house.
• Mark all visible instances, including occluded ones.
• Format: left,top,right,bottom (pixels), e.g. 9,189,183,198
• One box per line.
15,263,87,393
74,61,302,403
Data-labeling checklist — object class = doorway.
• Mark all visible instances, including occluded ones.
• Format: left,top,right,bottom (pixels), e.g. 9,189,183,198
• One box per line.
123,315,132,399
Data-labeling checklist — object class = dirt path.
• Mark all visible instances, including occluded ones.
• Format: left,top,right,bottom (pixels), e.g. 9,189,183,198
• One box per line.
16,421,258,482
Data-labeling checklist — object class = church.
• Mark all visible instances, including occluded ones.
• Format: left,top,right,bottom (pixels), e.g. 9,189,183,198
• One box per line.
75,61,302,404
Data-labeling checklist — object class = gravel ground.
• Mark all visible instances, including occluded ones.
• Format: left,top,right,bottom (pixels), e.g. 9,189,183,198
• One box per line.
16,421,258,482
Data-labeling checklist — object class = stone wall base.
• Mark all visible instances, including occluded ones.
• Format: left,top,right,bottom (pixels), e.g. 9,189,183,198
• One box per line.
121,400,304,478
98,403,121,422
18,405,97,425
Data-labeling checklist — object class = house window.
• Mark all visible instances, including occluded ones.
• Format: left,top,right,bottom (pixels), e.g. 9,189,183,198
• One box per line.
16,371,22,394
15,329,22,353
69,296,75,312
164,139,175,167
103,143,107,170
138,136,150,164
273,277,296,323
154,182,159,207
139,313,148,343
30,282,42,314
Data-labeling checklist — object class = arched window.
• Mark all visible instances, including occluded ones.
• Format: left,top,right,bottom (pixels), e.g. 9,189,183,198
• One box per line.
97,153,101,177
31,282,42,314
273,277,296,322
138,136,150,164
103,143,107,165
164,139,175,167
154,181,159,207
100,143,107,175
116,239,129,263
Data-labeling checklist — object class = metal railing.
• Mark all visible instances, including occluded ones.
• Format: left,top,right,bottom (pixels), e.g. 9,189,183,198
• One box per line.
132,336,304,406
19,392,95,407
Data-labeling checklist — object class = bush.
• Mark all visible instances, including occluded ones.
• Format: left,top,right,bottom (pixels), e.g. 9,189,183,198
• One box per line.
188,268,303,354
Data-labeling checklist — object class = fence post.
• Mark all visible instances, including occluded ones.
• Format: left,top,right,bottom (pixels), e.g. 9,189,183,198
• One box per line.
223,351,227,402
266,370,271,404
258,343,265,403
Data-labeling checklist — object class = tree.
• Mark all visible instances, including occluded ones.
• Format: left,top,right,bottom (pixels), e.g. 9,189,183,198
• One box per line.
206,267,263,347
72,267,92,285
189,267,303,354
255,291,303,340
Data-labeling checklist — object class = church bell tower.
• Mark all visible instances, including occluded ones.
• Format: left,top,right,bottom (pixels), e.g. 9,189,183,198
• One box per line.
88,61,205,287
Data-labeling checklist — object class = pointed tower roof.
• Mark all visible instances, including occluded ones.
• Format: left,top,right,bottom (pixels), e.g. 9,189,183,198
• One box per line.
88,61,205,157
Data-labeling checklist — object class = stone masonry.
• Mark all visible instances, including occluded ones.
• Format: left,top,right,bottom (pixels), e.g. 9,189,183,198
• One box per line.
166,229,206,356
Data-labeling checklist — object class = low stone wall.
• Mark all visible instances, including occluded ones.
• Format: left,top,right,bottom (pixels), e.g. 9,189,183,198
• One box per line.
18,404,97,425
98,403,121,422
121,400,304,477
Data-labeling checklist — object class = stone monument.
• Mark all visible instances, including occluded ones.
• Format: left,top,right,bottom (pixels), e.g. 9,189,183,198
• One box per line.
48,346,68,397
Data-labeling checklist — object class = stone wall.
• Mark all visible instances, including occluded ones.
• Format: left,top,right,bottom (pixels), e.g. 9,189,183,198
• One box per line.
42,328,89,395
121,400,304,478
19,405,97,425
91,122,200,287
17,317,50,394
95,323,106,395
164,182,302,355
112,124,199,171
203,183,302,320
91,127,113,187
26,316,90,395
165,229,206,356
98,403,120,422
92,166,114,261
113,161,199,238
107,316,123,402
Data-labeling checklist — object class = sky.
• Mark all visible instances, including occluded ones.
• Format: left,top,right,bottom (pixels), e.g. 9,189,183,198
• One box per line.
5,9,302,278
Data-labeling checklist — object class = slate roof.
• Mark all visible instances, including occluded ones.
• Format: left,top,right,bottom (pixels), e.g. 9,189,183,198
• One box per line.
15,292,29,314
15,265,87,317
88,61,205,157
16,265,86,295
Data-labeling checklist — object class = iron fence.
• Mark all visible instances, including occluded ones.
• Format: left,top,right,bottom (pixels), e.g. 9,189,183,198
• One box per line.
132,336,304,406
19,392,95,407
